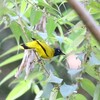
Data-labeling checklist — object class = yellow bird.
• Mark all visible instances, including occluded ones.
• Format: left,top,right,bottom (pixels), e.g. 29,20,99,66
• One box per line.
21,38,65,59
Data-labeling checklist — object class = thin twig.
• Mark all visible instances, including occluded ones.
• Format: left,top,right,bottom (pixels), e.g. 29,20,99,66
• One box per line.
34,50,49,76
27,0,35,6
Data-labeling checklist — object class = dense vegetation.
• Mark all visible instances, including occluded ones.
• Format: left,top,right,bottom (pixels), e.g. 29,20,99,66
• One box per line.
0,0,100,100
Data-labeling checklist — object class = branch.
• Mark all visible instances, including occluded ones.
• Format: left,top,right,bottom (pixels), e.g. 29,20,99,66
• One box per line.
67,0,100,42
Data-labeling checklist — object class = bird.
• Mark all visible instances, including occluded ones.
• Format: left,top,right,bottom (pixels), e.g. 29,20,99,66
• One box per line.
21,38,65,59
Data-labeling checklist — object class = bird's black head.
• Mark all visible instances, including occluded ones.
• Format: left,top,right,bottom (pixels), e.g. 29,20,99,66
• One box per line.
54,48,65,56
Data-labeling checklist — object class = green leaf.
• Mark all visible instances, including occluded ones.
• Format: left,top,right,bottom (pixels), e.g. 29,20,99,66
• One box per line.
93,13,100,20
45,63,55,73
71,29,85,45
57,24,64,36
57,10,75,26
68,68,83,81
0,53,23,67
69,27,86,40
60,83,78,97
87,2,100,15
0,68,17,86
93,48,100,61
49,87,58,100
24,4,32,18
65,23,86,53
32,83,40,94
0,35,14,46
0,46,20,58
56,36,64,45
42,83,53,98
67,34,85,53
85,64,99,80
90,36,100,49
20,0,27,14
46,16,56,36
10,22,27,43
74,94,87,100
0,2,10,16
89,52,100,65
6,80,32,100
38,0,58,16
61,10,78,22
10,22,21,42
37,32,47,40
9,71,43,88
48,71,63,84
80,78,95,97
34,90,43,99
57,16,74,26
30,8,43,26
93,83,100,100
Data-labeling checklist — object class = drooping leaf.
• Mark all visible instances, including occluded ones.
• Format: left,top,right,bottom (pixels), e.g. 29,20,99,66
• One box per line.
69,26,86,40
32,83,40,94
37,32,47,40
0,35,14,46
46,16,56,36
9,71,43,88
85,64,99,80
0,68,17,86
65,25,86,53
93,83,100,100
41,83,53,98
6,80,32,100
0,46,20,58
45,63,55,73
74,93,87,100
57,24,64,36
80,78,95,97
0,53,23,67
0,1,10,16
10,21,27,43
89,52,100,65
38,0,58,16
61,10,78,22
57,9,76,26
30,8,43,26
56,36,64,45
48,71,63,84
20,0,27,14
87,1,100,14
34,90,43,99
67,34,85,53
49,86,58,100
90,35,100,49
10,22,21,43
68,68,83,81
24,3,32,18
60,83,78,97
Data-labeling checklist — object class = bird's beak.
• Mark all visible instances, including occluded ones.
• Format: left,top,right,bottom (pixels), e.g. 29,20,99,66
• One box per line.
61,52,65,55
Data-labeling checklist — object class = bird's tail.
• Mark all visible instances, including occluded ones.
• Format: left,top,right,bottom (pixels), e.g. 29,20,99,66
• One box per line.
21,44,30,49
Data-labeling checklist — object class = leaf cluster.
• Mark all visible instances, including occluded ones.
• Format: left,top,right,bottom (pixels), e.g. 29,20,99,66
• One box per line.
0,0,100,100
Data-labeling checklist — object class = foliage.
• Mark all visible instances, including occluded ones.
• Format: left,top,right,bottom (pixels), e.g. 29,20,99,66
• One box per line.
0,0,100,100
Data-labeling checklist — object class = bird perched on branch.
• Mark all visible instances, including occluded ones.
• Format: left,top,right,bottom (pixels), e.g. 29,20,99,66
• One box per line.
21,38,65,59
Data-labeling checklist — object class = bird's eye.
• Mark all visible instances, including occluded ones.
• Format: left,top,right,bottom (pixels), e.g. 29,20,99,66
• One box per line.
58,49,60,52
